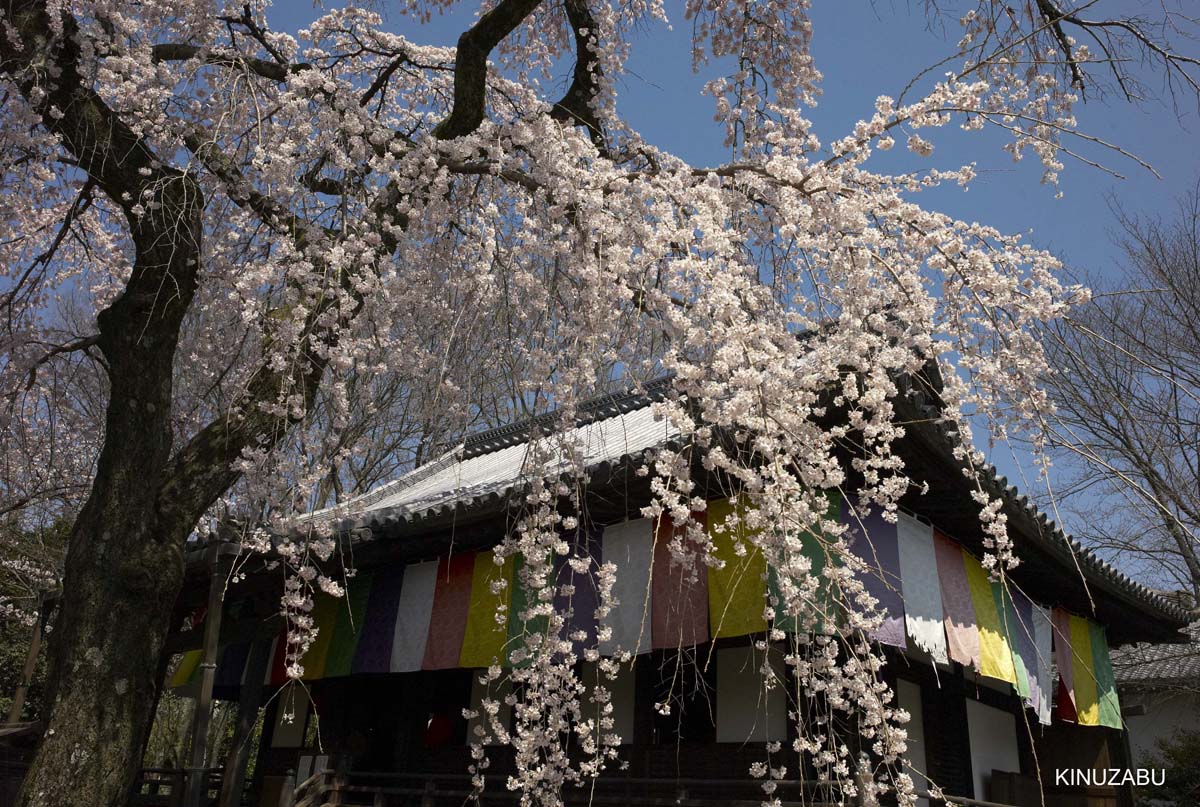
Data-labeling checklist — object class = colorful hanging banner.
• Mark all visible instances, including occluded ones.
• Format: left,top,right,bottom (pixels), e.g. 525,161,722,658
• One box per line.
324,575,373,678
1088,621,1122,729
896,513,948,662
768,490,842,635
507,553,551,667
187,492,1129,736
423,553,475,670
964,552,1016,684
353,565,405,674
994,583,1030,699
170,649,203,688
1008,588,1042,712
706,497,768,639
299,593,340,681
555,527,602,656
846,506,907,649
459,552,514,669
599,518,654,656
934,530,981,669
1052,607,1078,722
651,512,710,649
1031,604,1054,726
392,560,438,672
1069,614,1100,726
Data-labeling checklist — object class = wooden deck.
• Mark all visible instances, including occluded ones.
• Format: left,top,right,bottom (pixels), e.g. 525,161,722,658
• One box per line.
286,770,1027,807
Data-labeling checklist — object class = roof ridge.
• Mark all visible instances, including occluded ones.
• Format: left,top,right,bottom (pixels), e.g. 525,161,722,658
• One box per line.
460,375,674,459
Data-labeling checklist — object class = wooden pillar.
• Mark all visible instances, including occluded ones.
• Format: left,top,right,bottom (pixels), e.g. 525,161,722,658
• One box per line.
6,592,48,723
183,541,236,807
217,622,276,807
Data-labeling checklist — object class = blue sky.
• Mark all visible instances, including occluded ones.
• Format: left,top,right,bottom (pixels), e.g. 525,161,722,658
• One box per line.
269,2,1197,575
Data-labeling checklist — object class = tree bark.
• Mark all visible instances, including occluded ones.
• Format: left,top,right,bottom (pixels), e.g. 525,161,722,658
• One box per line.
1,5,205,805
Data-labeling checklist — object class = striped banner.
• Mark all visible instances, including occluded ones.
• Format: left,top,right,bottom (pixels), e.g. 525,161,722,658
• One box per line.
1031,604,1054,725
324,576,373,678
896,513,947,662
299,594,340,681
1069,614,1100,726
994,583,1030,699
555,527,602,656
183,497,1126,734
1052,607,1078,722
423,553,475,670
507,553,552,667
768,490,842,635
964,553,1016,684
353,565,405,674
1007,588,1042,712
170,649,203,688
1088,621,1122,729
706,497,768,639
392,560,438,672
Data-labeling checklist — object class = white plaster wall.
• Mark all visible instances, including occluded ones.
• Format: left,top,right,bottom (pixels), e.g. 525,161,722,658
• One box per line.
467,674,512,745
716,645,787,743
965,698,1021,801
1124,690,1200,766
896,679,929,807
581,660,636,745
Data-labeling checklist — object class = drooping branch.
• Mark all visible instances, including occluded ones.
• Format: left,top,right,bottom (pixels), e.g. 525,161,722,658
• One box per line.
433,0,545,140
182,127,312,243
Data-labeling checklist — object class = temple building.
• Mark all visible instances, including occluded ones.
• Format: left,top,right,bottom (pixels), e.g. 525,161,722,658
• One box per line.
155,379,1191,807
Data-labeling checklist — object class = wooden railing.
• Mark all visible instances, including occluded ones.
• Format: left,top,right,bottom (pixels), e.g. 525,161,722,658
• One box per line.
129,767,223,807
279,770,1024,807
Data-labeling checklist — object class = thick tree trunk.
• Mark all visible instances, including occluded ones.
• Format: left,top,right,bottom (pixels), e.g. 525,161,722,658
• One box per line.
1,5,334,804
15,143,204,807
2,9,204,804
17,248,199,807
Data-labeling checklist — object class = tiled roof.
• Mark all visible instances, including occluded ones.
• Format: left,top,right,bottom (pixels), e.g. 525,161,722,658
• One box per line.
303,377,1190,631
1113,622,1200,686
305,376,678,532
903,388,1193,630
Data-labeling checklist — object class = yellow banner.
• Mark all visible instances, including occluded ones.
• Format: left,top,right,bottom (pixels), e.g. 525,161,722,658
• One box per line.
460,552,515,668
300,593,340,680
964,552,1016,684
1070,615,1100,726
706,496,767,638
